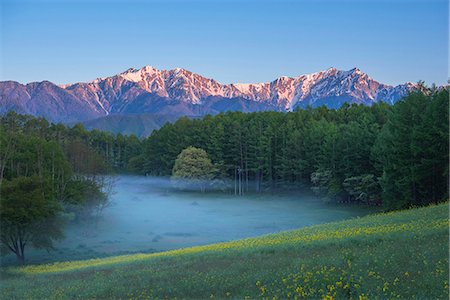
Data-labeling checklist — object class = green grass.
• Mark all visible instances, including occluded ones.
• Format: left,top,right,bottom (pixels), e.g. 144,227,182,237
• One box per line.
1,203,448,299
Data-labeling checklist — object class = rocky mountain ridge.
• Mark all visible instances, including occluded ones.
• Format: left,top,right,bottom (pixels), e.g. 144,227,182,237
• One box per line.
0,66,417,123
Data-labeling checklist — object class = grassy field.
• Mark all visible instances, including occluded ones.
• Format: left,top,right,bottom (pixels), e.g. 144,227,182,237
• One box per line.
1,203,448,299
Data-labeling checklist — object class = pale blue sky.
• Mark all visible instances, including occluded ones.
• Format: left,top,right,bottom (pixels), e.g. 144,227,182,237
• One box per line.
1,0,448,85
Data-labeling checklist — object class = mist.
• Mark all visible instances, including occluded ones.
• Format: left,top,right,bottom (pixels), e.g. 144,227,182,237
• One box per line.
1,176,374,266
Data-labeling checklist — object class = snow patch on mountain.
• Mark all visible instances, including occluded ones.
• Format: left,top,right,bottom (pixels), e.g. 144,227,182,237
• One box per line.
71,65,415,111
1,66,418,125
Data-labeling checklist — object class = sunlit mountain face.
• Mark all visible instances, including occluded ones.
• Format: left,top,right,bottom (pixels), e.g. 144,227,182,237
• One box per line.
0,66,416,124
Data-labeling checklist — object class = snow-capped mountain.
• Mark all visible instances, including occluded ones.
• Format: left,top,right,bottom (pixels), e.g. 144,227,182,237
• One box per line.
79,66,415,110
0,66,416,124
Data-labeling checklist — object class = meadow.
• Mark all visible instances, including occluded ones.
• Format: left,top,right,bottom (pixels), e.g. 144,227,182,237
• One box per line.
1,203,448,299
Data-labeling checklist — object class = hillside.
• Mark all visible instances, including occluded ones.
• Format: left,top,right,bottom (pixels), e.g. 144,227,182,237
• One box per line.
1,203,448,299
79,114,183,137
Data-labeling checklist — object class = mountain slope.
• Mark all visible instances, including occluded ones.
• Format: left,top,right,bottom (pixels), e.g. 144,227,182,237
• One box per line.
1,203,448,299
77,66,415,110
0,81,105,123
79,114,184,137
0,67,416,125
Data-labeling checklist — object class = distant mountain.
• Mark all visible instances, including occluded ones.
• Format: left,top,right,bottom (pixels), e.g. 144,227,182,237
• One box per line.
78,114,184,138
0,66,417,130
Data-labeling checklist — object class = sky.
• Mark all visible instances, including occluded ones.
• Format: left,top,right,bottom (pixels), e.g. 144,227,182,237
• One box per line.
0,0,448,86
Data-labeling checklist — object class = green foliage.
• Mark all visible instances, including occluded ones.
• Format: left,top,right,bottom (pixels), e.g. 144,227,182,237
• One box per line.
0,123,72,201
343,174,381,204
146,106,379,195
0,111,143,175
172,146,216,192
127,155,146,174
64,178,106,206
0,176,63,264
64,140,110,175
1,203,447,298
63,178,108,222
1,88,447,210
0,112,117,264
137,88,448,208
311,170,332,199
374,89,449,209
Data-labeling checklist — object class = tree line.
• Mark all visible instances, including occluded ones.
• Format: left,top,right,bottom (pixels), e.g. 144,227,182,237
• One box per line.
134,88,448,210
0,112,141,264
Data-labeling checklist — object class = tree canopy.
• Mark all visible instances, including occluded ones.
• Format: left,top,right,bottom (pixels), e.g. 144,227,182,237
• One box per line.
137,88,448,209
172,146,215,192
0,176,63,264
0,112,119,264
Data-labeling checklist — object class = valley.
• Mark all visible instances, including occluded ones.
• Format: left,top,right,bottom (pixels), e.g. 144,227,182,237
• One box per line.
0,175,375,266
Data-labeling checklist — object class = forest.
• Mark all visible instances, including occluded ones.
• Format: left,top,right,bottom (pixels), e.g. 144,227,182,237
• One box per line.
0,87,448,264
136,88,449,210
0,113,142,263
1,88,448,210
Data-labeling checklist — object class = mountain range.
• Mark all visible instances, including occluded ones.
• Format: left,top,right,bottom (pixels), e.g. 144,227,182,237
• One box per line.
0,66,417,136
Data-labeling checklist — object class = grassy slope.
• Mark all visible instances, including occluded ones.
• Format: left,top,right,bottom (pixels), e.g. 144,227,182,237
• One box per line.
1,203,448,299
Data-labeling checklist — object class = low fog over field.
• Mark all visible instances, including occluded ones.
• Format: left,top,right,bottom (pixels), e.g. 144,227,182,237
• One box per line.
2,176,374,265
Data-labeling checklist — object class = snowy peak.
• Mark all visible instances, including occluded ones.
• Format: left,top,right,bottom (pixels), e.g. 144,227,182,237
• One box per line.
119,66,158,82
1,66,418,125
75,65,416,110
94,66,224,103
